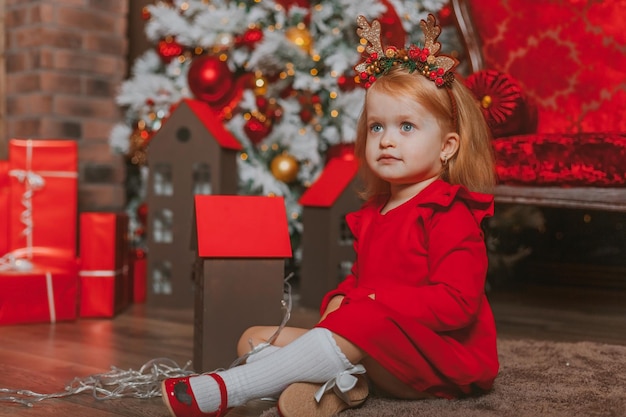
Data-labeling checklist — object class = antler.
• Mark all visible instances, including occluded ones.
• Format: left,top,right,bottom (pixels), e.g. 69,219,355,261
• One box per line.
421,14,458,72
355,15,384,73
420,14,442,55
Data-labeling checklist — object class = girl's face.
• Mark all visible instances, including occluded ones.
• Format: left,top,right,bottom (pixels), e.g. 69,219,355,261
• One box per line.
364,88,457,196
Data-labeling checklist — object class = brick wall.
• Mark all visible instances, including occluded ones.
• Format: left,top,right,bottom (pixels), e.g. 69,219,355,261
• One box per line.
2,0,129,211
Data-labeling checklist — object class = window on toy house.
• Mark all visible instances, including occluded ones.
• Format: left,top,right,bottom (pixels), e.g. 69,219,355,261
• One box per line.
153,208,173,243
192,162,212,195
152,260,172,294
338,213,353,246
153,162,173,196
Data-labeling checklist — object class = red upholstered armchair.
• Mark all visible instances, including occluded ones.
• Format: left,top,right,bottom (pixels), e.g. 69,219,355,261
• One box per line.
452,0,626,211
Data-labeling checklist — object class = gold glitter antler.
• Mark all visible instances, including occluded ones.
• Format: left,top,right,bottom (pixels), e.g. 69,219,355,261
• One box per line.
355,15,384,73
421,14,457,72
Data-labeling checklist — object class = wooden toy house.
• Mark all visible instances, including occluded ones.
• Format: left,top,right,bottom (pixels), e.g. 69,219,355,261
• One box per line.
146,99,242,308
192,195,292,372
298,153,362,309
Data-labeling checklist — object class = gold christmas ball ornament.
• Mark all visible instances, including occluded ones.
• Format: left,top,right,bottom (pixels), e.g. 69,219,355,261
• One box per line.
270,153,299,183
285,24,313,53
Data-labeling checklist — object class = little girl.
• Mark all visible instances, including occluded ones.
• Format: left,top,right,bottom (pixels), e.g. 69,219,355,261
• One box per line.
161,14,499,417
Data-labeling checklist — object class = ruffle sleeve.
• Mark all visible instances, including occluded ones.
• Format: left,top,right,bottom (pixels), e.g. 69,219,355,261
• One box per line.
419,182,494,225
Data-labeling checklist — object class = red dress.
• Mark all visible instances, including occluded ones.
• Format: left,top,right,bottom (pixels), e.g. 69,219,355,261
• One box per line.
316,179,499,399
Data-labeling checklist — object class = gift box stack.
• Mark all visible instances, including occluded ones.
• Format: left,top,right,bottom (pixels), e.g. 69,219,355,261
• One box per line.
0,139,143,325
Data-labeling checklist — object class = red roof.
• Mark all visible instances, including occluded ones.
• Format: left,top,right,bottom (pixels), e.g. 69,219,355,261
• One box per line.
180,99,242,151
299,156,359,207
195,195,292,258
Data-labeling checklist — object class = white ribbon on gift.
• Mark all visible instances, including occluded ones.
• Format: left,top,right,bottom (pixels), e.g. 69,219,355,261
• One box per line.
79,264,128,278
79,270,119,278
314,364,367,404
0,249,34,272
8,139,77,257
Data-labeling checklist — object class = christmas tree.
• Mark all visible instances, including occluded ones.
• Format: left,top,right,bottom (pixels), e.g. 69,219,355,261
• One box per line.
109,0,458,256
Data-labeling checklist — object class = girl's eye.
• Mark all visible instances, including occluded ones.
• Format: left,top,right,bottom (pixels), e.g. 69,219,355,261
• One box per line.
370,123,383,133
401,122,414,132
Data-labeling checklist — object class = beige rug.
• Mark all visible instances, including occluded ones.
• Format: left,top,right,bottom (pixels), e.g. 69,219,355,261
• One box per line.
260,338,626,417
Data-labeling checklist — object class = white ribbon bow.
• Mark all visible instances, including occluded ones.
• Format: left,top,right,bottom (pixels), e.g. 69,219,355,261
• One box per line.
0,250,34,272
314,364,366,404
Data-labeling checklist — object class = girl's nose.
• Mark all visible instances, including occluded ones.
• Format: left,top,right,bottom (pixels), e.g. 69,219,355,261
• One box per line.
380,133,394,148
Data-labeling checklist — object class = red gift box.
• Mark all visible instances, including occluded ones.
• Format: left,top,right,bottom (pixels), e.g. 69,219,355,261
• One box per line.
0,250,79,325
0,160,9,255
78,212,131,317
8,139,78,257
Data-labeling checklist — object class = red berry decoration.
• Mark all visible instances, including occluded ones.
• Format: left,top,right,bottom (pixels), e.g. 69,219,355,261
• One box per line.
237,27,263,47
157,37,184,63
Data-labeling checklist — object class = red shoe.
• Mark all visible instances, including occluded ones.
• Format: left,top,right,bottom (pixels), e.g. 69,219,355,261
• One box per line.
161,373,229,417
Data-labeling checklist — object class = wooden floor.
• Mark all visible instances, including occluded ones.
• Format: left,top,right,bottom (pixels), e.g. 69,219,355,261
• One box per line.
1,284,625,417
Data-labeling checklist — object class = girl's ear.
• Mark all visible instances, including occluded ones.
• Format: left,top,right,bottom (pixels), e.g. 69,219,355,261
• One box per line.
440,132,460,162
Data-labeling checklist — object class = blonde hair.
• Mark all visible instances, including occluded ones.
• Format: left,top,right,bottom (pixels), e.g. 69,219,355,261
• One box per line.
354,67,496,200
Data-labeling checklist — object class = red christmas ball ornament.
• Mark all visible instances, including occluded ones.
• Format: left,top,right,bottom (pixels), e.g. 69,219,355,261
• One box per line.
157,37,184,63
187,55,234,107
244,115,271,144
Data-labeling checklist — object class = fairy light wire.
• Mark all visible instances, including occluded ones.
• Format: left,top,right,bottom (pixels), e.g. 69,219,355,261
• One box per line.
1,275,294,408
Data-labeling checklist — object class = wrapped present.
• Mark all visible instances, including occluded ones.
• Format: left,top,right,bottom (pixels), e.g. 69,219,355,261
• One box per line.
0,160,9,255
131,248,147,304
8,139,78,257
0,248,79,325
78,212,131,318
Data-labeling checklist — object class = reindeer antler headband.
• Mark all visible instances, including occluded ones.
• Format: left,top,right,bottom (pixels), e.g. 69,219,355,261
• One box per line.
355,14,459,89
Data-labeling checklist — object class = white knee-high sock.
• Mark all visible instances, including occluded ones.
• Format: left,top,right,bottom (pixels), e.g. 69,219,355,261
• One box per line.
244,343,280,364
188,328,353,412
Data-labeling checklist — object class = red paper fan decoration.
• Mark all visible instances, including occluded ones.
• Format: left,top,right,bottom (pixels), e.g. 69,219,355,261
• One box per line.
465,69,537,138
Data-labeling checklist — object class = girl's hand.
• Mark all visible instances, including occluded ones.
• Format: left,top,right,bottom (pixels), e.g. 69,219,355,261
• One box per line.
320,295,344,322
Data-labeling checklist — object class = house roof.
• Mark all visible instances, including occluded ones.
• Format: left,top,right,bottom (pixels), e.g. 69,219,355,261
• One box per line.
175,99,243,151
195,195,292,258
299,155,359,207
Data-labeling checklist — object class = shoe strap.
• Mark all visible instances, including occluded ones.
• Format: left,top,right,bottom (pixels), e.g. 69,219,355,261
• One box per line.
207,373,228,416
314,364,366,404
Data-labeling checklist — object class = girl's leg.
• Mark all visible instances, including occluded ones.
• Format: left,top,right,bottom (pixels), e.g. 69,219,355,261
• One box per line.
163,328,365,415
236,325,308,357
